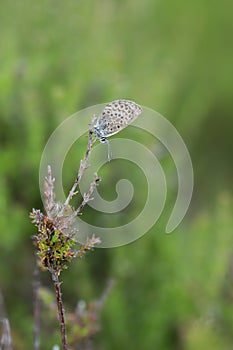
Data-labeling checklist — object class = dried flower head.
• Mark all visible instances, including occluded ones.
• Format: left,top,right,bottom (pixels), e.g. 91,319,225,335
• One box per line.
30,121,101,276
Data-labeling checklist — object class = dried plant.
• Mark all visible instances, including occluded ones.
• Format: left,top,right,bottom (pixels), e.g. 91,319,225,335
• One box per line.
0,290,13,350
38,279,114,350
30,117,102,350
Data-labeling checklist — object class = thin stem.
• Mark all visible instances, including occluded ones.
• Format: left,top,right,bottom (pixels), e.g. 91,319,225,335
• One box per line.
65,125,96,206
0,290,13,350
75,173,100,215
33,262,41,350
44,165,55,216
52,274,68,350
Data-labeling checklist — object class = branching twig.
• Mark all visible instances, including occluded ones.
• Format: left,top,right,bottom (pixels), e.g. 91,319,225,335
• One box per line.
75,173,100,215
30,115,101,350
65,118,96,206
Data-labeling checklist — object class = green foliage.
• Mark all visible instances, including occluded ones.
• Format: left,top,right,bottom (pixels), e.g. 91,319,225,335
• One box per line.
31,213,77,273
99,194,233,349
0,0,232,349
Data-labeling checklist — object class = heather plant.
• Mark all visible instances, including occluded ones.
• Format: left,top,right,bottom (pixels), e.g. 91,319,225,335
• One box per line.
1,1,232,349
30,118,105,350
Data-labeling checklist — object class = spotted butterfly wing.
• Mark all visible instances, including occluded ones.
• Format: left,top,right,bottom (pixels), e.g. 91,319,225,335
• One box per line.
93,100,142,142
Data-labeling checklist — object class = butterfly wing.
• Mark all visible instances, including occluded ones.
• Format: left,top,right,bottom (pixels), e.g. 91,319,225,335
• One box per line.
96,100,142,138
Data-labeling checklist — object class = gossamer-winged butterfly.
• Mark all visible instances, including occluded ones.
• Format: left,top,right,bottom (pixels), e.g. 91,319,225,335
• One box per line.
92,99,142,161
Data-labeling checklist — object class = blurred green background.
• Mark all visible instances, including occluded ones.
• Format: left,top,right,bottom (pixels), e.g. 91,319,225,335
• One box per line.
1,0,233,349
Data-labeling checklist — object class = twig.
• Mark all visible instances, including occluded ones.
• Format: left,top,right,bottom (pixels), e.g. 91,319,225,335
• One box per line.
0,290,13,350
44,165,56,218
96,279,115,311
33,262,41,350
31,115,101,350
52,274,68,350
65,118,96,206
75,173,100,215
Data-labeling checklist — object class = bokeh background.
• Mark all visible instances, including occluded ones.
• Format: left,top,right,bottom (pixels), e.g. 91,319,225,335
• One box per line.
1,1,233,349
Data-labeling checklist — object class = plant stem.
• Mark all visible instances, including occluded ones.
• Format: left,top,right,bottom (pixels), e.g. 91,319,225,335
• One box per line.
52,274,68,350
33,263,41,350
64,124,96,206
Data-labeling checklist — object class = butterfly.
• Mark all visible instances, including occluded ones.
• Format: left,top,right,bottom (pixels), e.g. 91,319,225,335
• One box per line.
92,100,142,160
